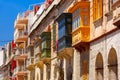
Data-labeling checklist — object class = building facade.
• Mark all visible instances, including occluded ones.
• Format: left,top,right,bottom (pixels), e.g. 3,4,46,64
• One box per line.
13,0,120,80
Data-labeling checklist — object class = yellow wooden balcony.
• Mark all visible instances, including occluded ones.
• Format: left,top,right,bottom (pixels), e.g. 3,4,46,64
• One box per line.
72,26,90,47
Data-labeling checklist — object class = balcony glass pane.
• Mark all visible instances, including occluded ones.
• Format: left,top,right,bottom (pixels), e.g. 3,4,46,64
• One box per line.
58,25,65,39
42,40,51,50
58,38,66,51
72,16,80,31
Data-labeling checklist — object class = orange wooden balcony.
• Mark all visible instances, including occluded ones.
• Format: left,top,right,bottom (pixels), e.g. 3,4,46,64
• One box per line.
16,18,28,25
15,24,26,30
14,30,28,43
14,66,28,77
15,49,28,60
72,26,90,47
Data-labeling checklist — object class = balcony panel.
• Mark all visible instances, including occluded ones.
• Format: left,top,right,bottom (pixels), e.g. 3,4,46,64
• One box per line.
15,24,26,29
16,18,28,25
72,26,90,47
15,32,28,43
15,48,28,60
58,36,72,52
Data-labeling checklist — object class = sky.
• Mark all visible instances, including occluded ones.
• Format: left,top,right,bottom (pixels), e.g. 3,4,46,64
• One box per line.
0,0,44,46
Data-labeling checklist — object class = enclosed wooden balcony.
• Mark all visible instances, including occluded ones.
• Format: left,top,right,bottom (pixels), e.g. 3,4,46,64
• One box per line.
26,57,35,71
15,66,28,77
56,13,73,59
41,32,51,64
72,26,90,47
14,30,28,43
68,1,90,48
15,48,28,60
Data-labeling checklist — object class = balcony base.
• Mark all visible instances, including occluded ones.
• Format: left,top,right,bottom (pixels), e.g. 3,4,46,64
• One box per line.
58,48,73,60
26,64,35,71
74,43,89,52
36,61,44,70
41,58,51,65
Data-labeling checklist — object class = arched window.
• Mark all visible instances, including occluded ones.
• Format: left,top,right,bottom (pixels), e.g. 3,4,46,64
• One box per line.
93,0,103,21
108,48,118,80
95,53,103,80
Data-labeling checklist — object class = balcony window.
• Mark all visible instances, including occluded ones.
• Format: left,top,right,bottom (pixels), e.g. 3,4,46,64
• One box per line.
58,25,65,39
41,39,51,51
58,36,72,51
93,0,103,21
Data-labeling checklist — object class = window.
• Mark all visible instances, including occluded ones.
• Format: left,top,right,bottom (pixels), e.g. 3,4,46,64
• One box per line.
93,0,103,21
72,8,80,31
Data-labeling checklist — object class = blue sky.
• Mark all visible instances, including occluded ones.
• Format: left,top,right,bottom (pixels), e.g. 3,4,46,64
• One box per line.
0,0,44,46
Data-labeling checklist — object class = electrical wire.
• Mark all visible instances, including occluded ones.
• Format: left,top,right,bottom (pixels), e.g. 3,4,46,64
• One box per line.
0,40,13,43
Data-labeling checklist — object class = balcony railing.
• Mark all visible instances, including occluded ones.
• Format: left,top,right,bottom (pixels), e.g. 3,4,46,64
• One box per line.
72,26,90,46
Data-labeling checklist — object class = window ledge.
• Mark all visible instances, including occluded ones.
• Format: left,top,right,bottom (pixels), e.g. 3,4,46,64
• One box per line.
93,17,103,28
105,10,113,17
